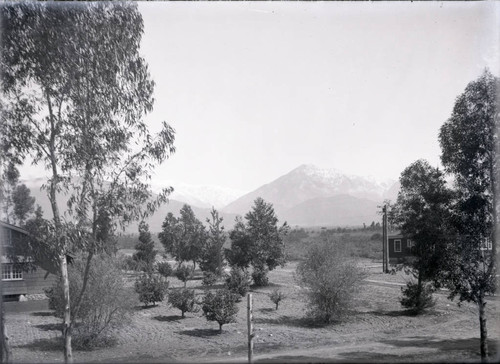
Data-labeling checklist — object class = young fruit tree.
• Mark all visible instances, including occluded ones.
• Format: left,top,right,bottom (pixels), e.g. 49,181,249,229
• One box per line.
133,221,157,272
269,289,285,310
202,289,239,332
199,207,227,277
175,265,193,288
158,205,206,271
135,273,169,307
168,288,199,318
438,70,498,360
390,159,455,314
225,198,289,286
1,3,175,362
296,240,365,324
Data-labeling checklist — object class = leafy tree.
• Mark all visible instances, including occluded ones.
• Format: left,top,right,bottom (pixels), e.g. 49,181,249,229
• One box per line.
400,281,436,314
296,241,365,324
225,268,251,299
390,159,454,313
200,207,226,276
158,205,206,270
135,273,169,307
226,198,289,286
438,70,498,360
175,265,193,288
11,184,36,226
133,221,157,272
156,261,173,278
0,163,19,223
168,288,199,318
202,289,239,332
1,3,175,361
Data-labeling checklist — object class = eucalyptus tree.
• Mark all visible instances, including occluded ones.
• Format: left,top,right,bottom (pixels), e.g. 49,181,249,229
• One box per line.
439,70,498,360
1,2,175,362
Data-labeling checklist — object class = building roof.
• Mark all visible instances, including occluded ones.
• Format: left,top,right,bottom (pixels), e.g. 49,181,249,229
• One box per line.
0,220,29,235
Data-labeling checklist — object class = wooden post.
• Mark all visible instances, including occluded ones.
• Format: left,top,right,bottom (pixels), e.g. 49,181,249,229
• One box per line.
383,205,389,273
247,293,254,363
382,205,386,273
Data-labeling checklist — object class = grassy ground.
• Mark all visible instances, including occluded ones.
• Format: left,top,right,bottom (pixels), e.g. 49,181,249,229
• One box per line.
5,259,499,363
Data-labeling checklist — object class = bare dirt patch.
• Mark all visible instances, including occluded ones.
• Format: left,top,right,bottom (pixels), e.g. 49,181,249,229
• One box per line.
5,259,499,363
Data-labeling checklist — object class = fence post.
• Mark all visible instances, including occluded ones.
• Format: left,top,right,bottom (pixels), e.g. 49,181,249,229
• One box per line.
247,293,253,363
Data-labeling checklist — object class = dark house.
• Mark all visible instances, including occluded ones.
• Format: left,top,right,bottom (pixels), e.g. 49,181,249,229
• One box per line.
1,221,58,301
388,234,416,264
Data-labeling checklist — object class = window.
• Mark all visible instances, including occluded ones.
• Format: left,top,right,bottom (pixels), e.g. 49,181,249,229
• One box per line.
394,239,402,253
407,239,414,248
1,227,13,247
2,264,23,281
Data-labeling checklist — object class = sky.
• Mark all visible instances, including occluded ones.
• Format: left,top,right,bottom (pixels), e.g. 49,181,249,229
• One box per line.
20,1,499,194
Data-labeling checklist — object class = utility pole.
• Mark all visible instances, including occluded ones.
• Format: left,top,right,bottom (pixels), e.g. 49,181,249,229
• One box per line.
382,205,386,272
383,204,389,273
247,293,254,363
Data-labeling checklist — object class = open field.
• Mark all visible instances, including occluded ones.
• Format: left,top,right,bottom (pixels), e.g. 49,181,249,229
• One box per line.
4,259,499,363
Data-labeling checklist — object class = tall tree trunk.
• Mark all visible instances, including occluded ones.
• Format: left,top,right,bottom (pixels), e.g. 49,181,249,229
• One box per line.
47,90,72,363
478,293,488,361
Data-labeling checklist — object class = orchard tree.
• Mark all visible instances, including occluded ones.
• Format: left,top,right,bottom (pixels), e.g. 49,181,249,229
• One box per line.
158,205,206,270
199,207,226,276
133,221,157,272
226,198,289,286
438,70,498,360
391,159,455,313
1,2,175,362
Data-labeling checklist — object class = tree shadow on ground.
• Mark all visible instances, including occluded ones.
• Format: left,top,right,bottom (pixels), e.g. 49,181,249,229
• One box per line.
259,308,276,313
365,309,417,317
190,283,225,290
134,304,158,310
34,323,62,332
14,337,63,352
337,351,417,362
253,315,327,328
153,315,183,322
177,328,222,337
31,311,54,317
255,355,336,363
378,336,498,354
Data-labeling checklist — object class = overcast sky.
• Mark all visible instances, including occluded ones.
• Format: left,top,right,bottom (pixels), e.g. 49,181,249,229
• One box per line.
20,1,499,194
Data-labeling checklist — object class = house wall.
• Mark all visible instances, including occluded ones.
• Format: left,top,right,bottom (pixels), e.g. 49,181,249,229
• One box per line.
388,236,414,264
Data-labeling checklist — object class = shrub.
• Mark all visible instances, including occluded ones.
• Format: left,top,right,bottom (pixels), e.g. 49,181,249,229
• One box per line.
251,266,269,287
296,241,365,324
134,273,169,307
175,265,193,287
45,255,133,349
225,268,251,300
202,289,239,332
168,288,199,318
400,281,436,314
202,271,218,287
269,289,285,310
120,255,138,271
157,261,173,277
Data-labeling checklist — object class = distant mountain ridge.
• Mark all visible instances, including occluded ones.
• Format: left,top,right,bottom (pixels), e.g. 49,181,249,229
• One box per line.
20,164,399,230
222,164,398,226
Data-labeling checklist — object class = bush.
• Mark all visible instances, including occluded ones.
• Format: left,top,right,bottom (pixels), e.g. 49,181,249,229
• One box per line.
400,281,436,314
202,271,218,287
175,265,193,287
225,268,251,300
251,266,269,287
296,241,365,324
269,289,285,310
45,255,133,349
168,288,199,318
157,261,173,277
134,273,169,307
202,289,239,332
119,255,139,271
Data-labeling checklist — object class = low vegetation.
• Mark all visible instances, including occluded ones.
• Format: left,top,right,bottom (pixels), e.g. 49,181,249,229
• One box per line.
135,273,169,307
225,268,251,300
168,288,199,318
45,255,133,350
297,241,366,324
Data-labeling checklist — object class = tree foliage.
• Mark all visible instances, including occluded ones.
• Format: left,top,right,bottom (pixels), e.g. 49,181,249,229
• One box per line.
132,221,157,272
134,273,169,307
1,3,175,361
438,70,498,359
202,289,239,332
390,159,455,312
226,198,288,286
158,205,206,268
199,207,226,276
11,184,36,226
168,288,199,318
296,241,365,324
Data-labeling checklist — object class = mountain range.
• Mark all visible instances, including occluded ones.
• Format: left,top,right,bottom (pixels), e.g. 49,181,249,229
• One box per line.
21,164,399,232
